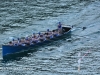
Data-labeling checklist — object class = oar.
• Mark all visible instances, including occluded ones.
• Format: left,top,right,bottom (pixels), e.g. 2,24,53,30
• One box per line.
78,58,81,72
78,50,90,72
78,52,81,72
81,50,90,59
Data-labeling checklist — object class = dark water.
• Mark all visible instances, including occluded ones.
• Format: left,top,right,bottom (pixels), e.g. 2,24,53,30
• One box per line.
0,0,100,75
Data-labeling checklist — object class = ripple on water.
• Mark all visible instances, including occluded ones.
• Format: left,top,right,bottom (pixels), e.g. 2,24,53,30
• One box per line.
0,0,100,75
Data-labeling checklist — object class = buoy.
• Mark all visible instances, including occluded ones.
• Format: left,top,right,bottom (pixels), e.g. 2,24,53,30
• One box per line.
82,27,86,30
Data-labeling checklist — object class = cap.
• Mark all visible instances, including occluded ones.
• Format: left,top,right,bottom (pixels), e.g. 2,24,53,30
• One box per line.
59,22,61,24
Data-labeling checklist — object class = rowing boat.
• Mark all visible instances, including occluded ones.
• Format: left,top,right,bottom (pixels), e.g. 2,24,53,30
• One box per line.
2,26,72,60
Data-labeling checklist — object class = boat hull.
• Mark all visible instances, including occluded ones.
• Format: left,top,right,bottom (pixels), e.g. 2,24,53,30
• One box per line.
2,26,71,60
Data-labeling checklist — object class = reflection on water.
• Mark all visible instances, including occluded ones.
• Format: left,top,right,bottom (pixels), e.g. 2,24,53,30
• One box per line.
0,0,100,75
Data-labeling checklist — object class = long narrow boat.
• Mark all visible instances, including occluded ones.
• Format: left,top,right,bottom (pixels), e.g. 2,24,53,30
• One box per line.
2,26,72,60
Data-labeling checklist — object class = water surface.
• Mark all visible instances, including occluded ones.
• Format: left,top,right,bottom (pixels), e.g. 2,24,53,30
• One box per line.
0,0,100,75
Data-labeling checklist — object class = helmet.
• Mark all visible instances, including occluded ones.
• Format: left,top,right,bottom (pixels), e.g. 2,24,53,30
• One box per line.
59,22,61,24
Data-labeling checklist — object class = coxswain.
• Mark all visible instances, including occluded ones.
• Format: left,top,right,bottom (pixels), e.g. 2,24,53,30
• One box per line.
58,22,62,34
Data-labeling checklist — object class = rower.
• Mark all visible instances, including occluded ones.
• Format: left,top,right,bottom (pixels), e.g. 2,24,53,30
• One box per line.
12,39,18,46
32,33,39,43
53,30,60,37
24,37,30,45
45,33,50,39
17,38,25,46
47,29,54,39
39,35,44,41
49,31,54,39
17,38,20,43
8,41,13,46
20,38,26,46
38,32,46,41
37,32,40,38
12,39,14,43
47,29,50,33
32,33,35,36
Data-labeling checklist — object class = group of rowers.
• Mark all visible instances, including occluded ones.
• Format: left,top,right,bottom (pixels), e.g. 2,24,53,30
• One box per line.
8,22,63,46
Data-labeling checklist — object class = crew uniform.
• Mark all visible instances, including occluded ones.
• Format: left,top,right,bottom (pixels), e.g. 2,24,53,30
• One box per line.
58,22,62,34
